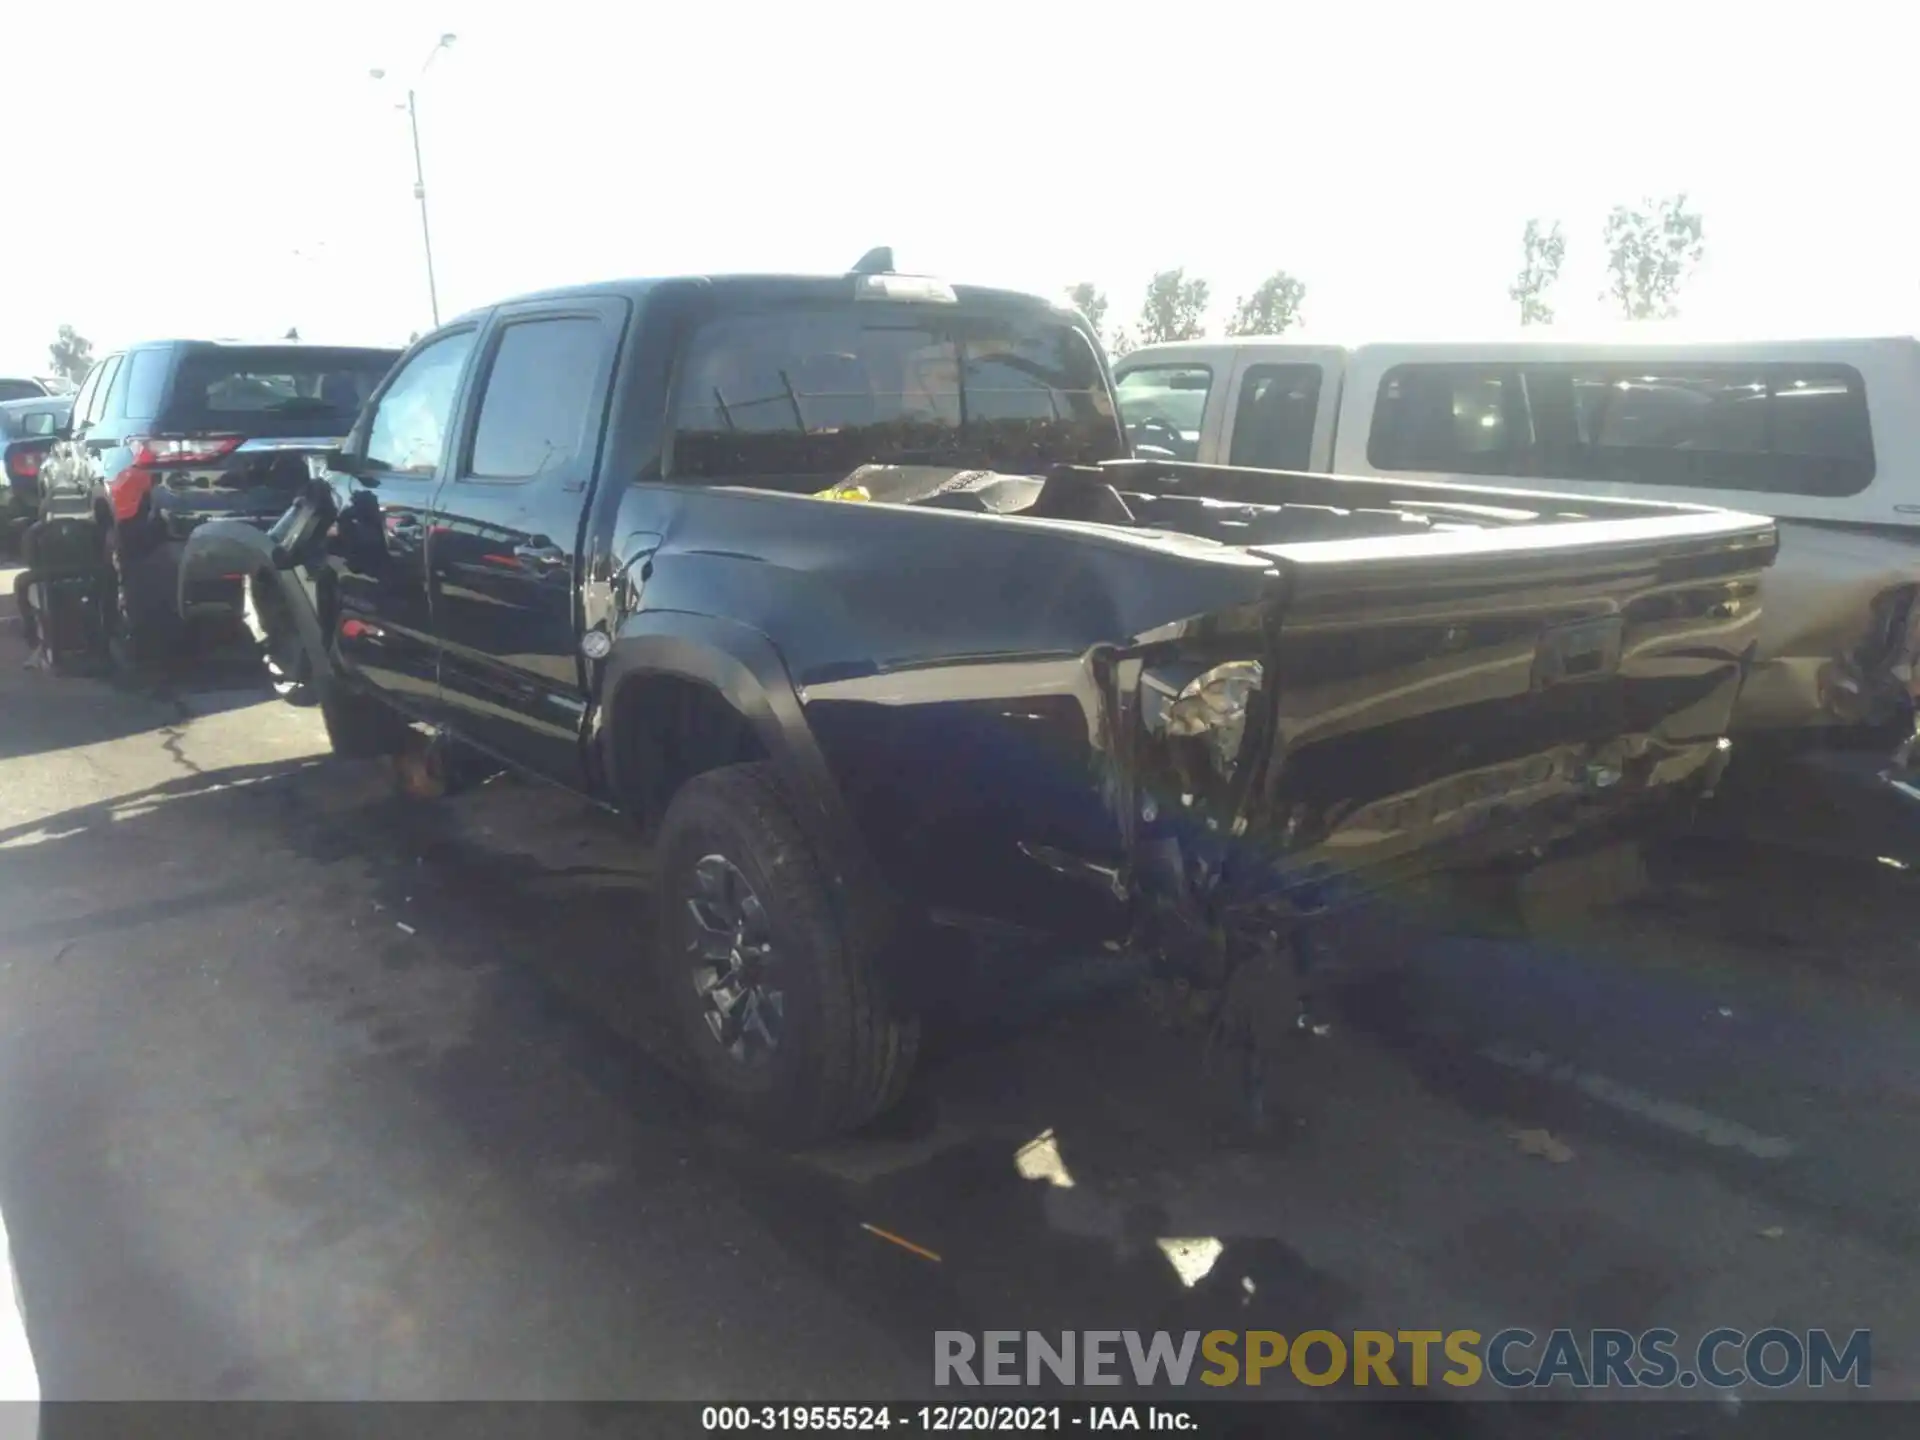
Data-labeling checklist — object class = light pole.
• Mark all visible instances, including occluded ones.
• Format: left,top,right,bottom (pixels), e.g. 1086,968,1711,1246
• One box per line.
371,32,457,328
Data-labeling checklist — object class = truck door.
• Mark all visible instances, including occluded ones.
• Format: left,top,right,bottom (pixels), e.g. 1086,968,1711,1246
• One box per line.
327,325,481,720
427,296,628,787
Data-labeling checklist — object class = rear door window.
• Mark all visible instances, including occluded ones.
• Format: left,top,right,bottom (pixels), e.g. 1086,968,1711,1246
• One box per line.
464,318,604,481
1228,364,1322,472
80,356,122,430
121,349,170,422
66,366,104,432
669,306,1120,487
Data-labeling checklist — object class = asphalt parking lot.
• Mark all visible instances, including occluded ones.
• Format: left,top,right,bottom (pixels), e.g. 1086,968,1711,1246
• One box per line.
3,570,1920,1429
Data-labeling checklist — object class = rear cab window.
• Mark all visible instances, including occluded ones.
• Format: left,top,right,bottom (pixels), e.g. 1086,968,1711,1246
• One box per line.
0,380,45,403
1115,366,1211,461
166,346,399,434
1369,360,1876,497
668,301,1121,488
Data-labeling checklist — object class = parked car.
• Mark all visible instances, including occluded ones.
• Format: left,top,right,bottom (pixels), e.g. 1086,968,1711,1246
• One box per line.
180,259,1775,1140
0,396,71,547
36,339,400,665
1114,335,1920,770
0,377,51,403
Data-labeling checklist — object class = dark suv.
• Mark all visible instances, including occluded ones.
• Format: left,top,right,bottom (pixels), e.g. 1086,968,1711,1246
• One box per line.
38,339,400,663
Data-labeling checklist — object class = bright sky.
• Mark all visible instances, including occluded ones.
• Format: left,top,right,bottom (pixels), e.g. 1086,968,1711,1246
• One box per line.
4,0,1915,376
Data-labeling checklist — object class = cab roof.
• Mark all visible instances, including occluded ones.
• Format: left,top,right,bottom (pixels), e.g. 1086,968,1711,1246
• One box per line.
451,272,1075,325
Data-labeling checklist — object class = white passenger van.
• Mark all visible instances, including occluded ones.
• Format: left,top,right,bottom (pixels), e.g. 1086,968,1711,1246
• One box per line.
1113,335,1920,754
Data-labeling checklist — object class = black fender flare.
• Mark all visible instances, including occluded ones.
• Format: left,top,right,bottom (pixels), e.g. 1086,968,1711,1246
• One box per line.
176,520,332,684
596,612,867,879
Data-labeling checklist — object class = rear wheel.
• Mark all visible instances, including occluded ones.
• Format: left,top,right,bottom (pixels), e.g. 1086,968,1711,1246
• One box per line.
107,530,182,672
655,761,919,1143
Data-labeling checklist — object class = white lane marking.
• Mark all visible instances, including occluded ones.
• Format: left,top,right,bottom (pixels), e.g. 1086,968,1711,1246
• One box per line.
1478,1039,1797,1160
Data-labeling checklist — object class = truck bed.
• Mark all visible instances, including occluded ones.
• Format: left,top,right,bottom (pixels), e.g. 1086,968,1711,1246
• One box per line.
799,458,1776,943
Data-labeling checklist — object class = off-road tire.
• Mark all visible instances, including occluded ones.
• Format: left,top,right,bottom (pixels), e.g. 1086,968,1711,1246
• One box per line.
655,761,920,1143
320,684,410,760
245,573,316,705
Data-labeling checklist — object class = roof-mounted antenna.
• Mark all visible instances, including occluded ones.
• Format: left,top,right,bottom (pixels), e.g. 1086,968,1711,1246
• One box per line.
850,247,895,276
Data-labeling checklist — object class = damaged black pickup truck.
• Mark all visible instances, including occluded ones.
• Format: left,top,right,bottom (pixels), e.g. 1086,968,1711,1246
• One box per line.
178,259,1779,1139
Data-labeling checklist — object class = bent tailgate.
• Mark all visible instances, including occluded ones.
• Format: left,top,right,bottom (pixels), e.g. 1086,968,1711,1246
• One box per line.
1246,505,1777,872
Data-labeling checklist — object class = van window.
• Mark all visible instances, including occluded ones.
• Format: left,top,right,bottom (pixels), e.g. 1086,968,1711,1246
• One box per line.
1115,366,1209,462
1228,364,1322,472
670,306,1121,487
1369,361,1875,497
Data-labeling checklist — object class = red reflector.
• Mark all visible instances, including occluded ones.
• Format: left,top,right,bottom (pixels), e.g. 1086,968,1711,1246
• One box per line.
128,434,245,468
109,468,156,522
5,448,42,480
340,619,369,639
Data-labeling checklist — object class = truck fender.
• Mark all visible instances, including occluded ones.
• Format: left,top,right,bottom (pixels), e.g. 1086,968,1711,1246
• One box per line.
175,520,331,684
596,612,865,869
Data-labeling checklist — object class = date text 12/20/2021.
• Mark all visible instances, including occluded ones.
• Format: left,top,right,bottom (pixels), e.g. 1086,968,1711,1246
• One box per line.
702,1407,1194,1432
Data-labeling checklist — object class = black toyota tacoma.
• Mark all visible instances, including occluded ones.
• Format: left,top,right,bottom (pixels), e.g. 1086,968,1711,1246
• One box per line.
179,256,1778,1140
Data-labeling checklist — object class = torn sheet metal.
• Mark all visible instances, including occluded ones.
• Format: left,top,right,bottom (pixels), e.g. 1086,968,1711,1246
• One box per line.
1739,521,1920,735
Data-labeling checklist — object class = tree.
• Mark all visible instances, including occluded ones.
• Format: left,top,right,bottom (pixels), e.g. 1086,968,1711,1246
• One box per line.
1225,271,1307,337
1602,195,1705,320
48,325,94,385
1065,282,1109,343
1508,219,1565,326
284,326,301,341
1136,268,1210,345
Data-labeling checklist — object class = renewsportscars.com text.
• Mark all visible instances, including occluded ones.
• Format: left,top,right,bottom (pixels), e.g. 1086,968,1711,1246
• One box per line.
934,1328,1870,1391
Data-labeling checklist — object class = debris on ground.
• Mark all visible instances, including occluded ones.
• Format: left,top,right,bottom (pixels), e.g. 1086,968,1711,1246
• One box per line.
1758,1225,1786,1240
859,1222,942,1263
1509,1127,1576,1164
396,922,417,936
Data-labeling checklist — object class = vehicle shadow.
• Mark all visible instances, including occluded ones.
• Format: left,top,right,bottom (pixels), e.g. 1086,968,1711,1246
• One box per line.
0,751,1908,1422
